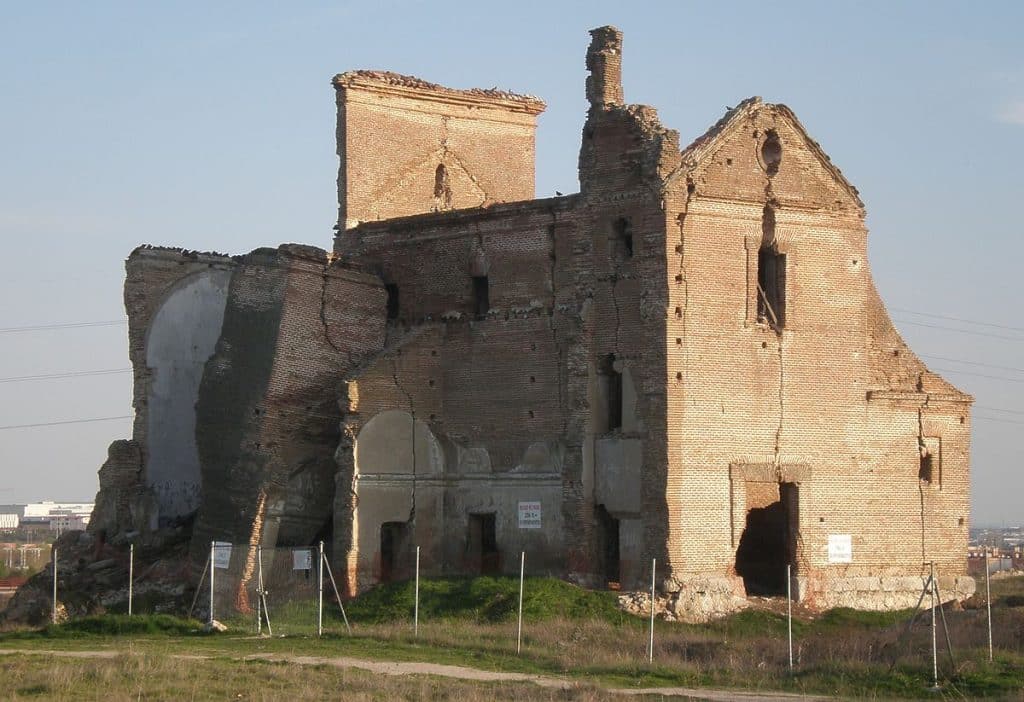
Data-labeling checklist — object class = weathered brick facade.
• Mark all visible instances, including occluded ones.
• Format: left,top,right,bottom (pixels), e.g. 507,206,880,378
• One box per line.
93,26,972,617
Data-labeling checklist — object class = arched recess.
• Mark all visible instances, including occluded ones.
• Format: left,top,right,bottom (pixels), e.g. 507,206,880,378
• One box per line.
352,410,443,586
145,269,231,523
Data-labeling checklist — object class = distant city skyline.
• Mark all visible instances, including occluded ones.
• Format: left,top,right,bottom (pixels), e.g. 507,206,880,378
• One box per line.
1,1,1021,526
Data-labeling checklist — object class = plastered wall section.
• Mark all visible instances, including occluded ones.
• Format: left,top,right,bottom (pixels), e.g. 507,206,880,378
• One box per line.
335,75,544,228
124,247,238,526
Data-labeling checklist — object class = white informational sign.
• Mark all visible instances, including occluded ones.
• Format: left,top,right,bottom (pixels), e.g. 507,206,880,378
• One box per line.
518,501,542,529
827,534,852,564
213,541,232,570
292,548,313,571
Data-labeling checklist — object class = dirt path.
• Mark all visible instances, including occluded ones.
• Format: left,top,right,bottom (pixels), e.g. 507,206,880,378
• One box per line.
0,648,834,701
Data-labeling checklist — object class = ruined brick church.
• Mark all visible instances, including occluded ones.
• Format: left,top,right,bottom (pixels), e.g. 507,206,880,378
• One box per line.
89,26,974,616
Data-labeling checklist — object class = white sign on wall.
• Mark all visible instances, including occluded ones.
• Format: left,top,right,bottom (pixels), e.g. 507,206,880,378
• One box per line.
292,548,312,571
213,541,232,570
827,534,853,564
518,501,542,529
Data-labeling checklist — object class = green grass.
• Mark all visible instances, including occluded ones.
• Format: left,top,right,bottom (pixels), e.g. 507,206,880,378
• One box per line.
343,575,630,625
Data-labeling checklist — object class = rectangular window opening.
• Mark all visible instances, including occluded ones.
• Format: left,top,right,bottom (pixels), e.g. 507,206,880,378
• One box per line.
757,247,786,330
613,217,633,259
472,275,490,318
385,283,399,320
600,354,623,432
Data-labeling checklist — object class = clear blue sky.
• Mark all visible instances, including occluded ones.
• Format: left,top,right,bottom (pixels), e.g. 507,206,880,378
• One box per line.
0,1,1021,526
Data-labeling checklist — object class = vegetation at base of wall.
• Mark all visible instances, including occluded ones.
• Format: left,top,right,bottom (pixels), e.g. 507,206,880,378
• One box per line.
0,575,1022,699
1,614,206,639
343,575,630,625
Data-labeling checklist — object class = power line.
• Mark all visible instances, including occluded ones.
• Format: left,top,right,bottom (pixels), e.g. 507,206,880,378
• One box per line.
974,414,1024,426
0,415,132,431
978,405,1024,416
892,307,1024,334
920,354,1024,375
893,319,1024,342
0,320,125,334
0,368,131,384
931,367,1024,384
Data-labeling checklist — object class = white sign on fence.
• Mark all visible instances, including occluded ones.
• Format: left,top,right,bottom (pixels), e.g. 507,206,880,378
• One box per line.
292,548,312,571
213,541,232,569
827,534,852,564
518,501,541,529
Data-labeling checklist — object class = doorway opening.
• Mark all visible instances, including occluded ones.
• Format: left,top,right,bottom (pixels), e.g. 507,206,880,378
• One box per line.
735,482,798,596
380,521,407,583
468,513,499,575
596,505,620,587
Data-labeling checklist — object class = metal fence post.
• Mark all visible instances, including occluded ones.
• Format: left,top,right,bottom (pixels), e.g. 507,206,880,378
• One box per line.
51,547,57,625
930,561,938,689
787,563,793,671
516,551,525,655
128,543,134,617
208,541,215,626
648,558,656,664
414,545,420,638
985,550,993,662
318,541,324,637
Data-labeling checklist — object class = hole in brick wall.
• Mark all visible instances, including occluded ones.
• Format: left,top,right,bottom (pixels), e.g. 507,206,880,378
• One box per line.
852,259,858,266
472,275,490,318
735,482,798,596
531,342,537,351
757,206,785,331
892,349,900,357
429,414,436,421
676,338,682,345
687,182,696,195
253,408,261,416
599,353,623,432
960,416,965,424
675,274,683,283
726,158,733,165
431,350,437,356
434,164,452,210
819,517,825,523
676,372,682,381
959,517,965,526
428,379,435,388
528,410,535,418
761,341,768,349
385,284,399,320
761,130,782,176
612,217,633,259
675,307,682,318
753,129,760,138
530,376,536,383
919,453,935,484
254,443,261,450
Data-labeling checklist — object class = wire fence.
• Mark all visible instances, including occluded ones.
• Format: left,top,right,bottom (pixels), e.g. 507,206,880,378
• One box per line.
26,543,1023,692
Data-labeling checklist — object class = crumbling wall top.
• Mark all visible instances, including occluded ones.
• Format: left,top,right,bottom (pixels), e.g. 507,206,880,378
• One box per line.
333,70,546,114
586,25,624,108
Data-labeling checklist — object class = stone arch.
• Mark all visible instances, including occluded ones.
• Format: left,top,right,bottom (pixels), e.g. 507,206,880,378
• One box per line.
145,268,231,523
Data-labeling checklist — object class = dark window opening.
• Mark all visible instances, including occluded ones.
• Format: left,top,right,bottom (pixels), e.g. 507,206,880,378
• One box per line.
600,353,623,431
919,453,935,484
434,164,452,210
472,275,490,318
756,206,786,332
468,513,499,575
380,521,408,583
596,505,620,587
613,217,633,258
735,482,798,596
385,283,399,320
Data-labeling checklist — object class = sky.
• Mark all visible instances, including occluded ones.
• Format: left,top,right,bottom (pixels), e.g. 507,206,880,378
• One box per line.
0,1,1021,527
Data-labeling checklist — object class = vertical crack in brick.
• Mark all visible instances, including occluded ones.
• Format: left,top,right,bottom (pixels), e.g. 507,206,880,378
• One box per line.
391,357,417,523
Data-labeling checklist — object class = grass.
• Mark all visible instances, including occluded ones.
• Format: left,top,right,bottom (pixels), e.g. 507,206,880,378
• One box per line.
1,575,1023,699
